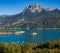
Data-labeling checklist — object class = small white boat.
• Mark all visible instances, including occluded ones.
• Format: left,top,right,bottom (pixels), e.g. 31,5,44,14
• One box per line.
31,32,37,36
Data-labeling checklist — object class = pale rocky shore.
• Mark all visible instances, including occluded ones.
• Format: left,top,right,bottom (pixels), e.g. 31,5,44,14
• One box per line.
0,30,25,34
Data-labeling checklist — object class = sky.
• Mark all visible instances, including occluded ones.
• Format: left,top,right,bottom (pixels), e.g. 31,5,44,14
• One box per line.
0,0,60,15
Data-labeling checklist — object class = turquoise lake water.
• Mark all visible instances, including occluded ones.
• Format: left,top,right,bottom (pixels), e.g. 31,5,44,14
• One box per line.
0,28,60,44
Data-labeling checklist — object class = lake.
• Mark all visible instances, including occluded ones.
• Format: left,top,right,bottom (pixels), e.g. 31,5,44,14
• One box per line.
0,28,60,44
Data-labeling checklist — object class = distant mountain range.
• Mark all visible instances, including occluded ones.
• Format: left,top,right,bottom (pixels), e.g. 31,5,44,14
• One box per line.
0,3,60,28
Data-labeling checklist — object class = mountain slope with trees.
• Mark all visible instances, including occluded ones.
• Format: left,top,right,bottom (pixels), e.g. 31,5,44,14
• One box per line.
0,4,60,28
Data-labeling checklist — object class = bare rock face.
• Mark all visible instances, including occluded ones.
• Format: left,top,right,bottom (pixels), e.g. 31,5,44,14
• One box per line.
23,3,55,13
24,3,42,13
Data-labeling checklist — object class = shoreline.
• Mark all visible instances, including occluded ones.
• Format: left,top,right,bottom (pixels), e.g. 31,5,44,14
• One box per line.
0,30,25,34
0,28,59,34
0,27,60,30
37,28,60,30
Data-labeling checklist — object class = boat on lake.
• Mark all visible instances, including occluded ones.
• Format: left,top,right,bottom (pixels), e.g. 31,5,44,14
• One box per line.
31,32,37,36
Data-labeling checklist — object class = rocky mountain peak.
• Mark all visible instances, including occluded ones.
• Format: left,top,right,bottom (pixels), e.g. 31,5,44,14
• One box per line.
28,3,41,9
24,3,42,13
23,3,56,13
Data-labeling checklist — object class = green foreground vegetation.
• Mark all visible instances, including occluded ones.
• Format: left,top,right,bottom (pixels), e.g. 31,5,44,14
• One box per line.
0,40,60,53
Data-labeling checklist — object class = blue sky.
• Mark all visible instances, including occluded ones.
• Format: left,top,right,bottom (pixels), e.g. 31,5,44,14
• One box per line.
0,0,60,15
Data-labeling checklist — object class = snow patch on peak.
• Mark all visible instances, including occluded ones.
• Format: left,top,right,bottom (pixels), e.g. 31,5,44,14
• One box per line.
45,8,55,11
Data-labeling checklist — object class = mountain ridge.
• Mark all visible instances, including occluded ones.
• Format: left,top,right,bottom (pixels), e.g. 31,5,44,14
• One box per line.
0,3,60,28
